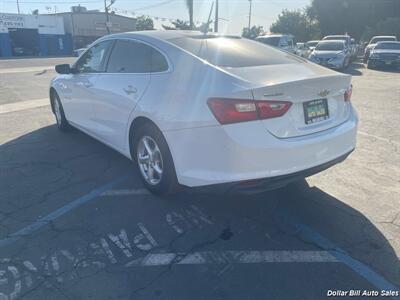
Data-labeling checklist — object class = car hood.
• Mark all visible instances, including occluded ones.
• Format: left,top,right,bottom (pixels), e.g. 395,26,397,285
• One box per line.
312,51,344,58
371,49,400,55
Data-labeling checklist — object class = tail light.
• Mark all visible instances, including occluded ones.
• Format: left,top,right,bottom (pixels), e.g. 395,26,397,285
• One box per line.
344,85,353,102
207,98,292,125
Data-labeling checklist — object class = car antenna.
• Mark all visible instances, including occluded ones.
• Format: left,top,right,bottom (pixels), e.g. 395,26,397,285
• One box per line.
202,1,214,36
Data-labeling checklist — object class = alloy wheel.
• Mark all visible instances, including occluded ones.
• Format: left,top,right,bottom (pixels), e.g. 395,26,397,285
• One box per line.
137,136,164,185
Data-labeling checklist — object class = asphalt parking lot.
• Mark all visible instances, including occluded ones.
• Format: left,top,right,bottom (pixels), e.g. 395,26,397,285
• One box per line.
0,57,399,299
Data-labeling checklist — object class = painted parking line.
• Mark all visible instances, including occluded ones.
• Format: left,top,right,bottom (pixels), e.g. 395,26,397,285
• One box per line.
0,175,129,248
281,212,400,297
0,98,49,114
100,188,150,196
125,250,338,267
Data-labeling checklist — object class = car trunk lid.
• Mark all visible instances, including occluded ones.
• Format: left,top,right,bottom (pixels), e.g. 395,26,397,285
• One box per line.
224,63,352,138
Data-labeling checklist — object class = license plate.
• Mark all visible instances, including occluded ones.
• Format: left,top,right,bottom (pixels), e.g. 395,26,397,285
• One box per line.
385,61,392,65
303,99,329,124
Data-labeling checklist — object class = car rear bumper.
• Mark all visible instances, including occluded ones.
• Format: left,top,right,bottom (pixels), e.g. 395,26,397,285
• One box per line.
164,109,358,187
368,58,400,67
191,149,353,194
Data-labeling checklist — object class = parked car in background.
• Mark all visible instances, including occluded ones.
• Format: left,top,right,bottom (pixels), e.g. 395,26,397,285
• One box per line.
306,40,320,51
295,42,312,58
309,40,351,70
256,34,296,54
51,31,357,195
322,35,357,60
367,41,400,69
364,36,397,63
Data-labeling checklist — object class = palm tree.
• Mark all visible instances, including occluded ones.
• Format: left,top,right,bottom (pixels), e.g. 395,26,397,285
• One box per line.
185,0,194,29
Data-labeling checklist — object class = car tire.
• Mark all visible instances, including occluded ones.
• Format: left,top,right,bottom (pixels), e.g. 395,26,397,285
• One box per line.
133,122,180,196
52,92,71,132
367,61,374,69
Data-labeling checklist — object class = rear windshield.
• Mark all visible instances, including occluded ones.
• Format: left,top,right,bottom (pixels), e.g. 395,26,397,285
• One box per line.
371,37,396,44
257,36,280,47
375,43,400,50
316,41,345,51
168,37,300,68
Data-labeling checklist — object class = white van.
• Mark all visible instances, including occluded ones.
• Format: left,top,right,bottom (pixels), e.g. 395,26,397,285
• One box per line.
256,34,296,54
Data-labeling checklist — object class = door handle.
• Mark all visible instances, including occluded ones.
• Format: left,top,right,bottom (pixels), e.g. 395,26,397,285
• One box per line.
124,86,137,95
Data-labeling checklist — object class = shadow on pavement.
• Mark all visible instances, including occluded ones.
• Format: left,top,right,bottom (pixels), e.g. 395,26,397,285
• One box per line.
343,62,364,76
281,180,400,287
0,124,399,293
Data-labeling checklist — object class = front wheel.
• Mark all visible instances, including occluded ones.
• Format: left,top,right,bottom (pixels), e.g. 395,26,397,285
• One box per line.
133,123,180,196
52,93,71,131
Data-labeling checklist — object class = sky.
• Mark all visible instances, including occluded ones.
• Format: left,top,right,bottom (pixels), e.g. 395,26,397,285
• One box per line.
0,0,310,34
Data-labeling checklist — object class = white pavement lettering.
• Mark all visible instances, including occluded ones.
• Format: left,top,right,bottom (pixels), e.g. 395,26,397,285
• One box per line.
108,229,133,258
166,205,213,234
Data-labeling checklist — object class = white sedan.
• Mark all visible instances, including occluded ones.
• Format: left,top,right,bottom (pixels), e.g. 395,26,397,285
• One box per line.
51,30,358,195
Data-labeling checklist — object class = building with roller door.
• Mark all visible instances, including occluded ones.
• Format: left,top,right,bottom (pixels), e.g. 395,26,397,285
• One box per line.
0,13,72,57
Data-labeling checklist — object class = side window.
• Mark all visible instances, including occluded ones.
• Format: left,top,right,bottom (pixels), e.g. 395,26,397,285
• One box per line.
107,40,169,73
75,41,112,73
151,48,169,72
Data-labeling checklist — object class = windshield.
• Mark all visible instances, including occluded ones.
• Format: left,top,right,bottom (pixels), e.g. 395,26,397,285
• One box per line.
371,37,397,44
257,36,281,47
315,41,345,51
306,41,319,47
168,37,300,68
375,43,400,50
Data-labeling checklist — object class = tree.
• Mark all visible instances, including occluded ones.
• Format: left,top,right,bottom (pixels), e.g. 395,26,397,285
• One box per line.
307,0,400,41
361,17,400,42
242,25,264,40
135,16,154,31
185,0,194,29
162,19,192,30
270,9,320,42
162,19,212,32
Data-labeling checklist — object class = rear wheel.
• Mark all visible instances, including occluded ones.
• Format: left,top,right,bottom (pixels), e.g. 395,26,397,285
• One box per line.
133,123,180,196
52,92,71,131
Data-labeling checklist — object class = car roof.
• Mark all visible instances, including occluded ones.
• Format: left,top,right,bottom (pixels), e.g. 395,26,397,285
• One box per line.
319,40,345,44
371,35,396,39
324,35,349,38
376,41,400,44
257,34,292,38
102,30,242,42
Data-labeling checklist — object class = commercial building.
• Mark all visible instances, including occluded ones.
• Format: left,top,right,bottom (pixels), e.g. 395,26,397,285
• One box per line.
0,13,72,57
51,6,137,49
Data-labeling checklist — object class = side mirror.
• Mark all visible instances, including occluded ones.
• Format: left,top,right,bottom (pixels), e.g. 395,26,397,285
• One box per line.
55,64,73,74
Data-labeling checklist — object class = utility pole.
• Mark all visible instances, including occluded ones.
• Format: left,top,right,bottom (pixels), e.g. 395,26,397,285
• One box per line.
16,0,20,14
104,0,115,34
248,0,252,29
214,0,219,32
